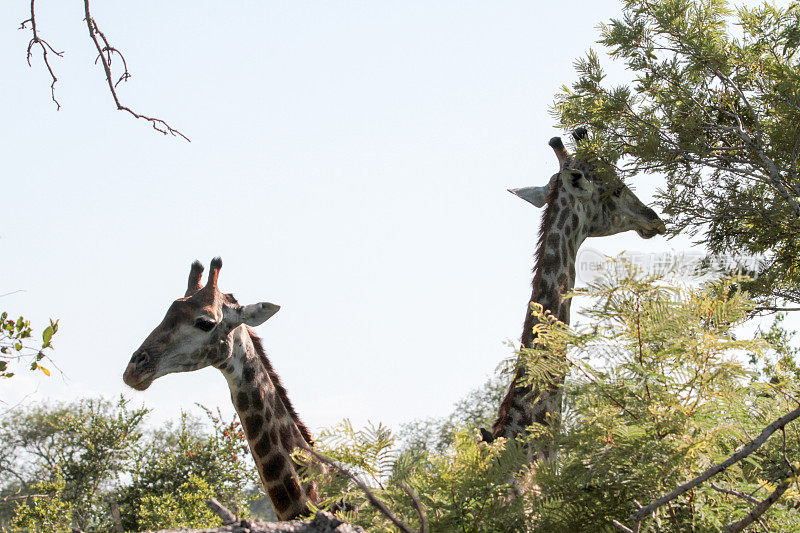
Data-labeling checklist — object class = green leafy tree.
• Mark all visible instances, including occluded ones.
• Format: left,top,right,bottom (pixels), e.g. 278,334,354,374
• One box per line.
0,399,273,531
116,407,262,531
0,397,148,531
11,474,72,533
554,0,800,306
136,475,222,530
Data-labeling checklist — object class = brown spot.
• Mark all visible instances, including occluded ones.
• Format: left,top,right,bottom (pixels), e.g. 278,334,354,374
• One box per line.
244,414,263,440
262,453,285,482
254,432,271,457
542,255,557,274
279,423,295,446
284,478,303,502
269,486,292,515
251,390,264,412
539,280,550,296
275,398,287,417
269,426,280,445
236,391,249,412
242,364,255,382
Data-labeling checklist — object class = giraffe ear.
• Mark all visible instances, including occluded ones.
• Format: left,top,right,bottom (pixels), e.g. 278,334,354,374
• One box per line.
508,186,550,207
223,302,281,329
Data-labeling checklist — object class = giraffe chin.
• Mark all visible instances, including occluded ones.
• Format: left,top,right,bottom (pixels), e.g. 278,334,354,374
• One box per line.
123,364,155,391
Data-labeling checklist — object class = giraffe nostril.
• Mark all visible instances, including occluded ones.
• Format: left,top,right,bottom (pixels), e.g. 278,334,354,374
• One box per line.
132,350,149,367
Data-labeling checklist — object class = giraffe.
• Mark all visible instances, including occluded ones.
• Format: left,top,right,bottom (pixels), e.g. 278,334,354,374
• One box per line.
486,128,666,461
122,257,324,521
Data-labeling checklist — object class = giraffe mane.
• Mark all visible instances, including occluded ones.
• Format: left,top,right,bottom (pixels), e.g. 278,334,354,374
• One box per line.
246,326,315,446
523,173,562,347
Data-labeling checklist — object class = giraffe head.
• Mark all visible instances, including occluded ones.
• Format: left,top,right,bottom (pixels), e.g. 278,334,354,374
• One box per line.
509,128,666,239
123,257,280,391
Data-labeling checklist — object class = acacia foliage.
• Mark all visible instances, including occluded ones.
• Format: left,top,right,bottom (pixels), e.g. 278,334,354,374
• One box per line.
0,398,275,531
554,0,800,305
310,262,800,532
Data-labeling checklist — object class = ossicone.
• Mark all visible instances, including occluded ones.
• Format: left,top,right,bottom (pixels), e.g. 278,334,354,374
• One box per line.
185,260,205,297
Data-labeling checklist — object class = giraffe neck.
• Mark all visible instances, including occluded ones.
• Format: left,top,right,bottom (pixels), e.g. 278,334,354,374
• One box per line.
492,186,589,443
215,327,320,520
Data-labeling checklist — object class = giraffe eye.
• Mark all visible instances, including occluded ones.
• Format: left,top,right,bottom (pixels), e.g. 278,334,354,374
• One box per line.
613,188,623,198
194,318,216,332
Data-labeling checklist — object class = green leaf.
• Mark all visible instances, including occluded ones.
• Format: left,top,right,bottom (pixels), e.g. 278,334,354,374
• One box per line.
43,325,54,345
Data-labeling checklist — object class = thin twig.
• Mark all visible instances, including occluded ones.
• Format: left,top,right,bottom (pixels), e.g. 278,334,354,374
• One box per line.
301,445,418,533
709,482,759,504
82,0,189,141
19,0,63,109
611,519,635,533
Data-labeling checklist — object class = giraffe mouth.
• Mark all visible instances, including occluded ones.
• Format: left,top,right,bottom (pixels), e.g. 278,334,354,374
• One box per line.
637,219,666,239
123,363,155,391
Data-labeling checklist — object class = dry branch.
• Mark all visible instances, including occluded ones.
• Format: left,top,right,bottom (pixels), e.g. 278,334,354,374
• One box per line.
20,0,189,140
206,497,237,525
722,482,791,533
19,0,63,109
82,0,189,141
618,402,800,531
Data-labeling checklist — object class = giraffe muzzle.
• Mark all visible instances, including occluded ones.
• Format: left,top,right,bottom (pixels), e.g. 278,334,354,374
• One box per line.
123,349,157,390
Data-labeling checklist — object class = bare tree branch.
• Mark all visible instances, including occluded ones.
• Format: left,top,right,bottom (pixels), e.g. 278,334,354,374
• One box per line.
722,481,791,533
19,0,63,110
398,482,427,533
206,497,237,525
627,403,800,529
82,0,189,141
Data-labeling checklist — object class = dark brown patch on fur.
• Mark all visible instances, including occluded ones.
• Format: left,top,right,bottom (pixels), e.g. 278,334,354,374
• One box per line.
237,391,250,412
244,414,263,440
254,432,270,457
269,486,292,515
251,389,264,412
279,423,295,447
242,364,255,383
262,453,285,481
275,398,287,417
284,478,303,502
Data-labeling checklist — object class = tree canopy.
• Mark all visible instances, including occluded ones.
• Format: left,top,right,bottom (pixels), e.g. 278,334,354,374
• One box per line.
554,0,800,306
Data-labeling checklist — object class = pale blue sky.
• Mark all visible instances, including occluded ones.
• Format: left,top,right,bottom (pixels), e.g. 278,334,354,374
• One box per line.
2,1,761,431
